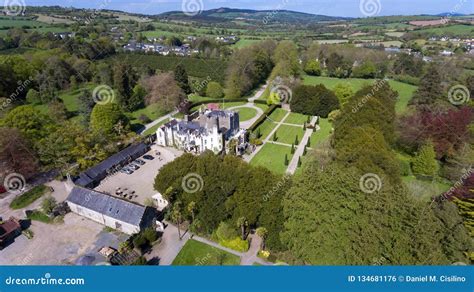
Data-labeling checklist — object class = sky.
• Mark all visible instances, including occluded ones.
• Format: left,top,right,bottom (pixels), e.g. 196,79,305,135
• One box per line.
23,0,474,17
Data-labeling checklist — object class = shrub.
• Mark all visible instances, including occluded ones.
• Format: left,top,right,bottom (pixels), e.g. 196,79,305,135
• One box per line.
206,82,224,99
10,185,48,210
219,237,249,252
216,222,237,241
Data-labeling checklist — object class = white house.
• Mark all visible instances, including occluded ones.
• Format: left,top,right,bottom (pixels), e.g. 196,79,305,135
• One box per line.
156,109,247,154
67,186,157,235
152,193,169,211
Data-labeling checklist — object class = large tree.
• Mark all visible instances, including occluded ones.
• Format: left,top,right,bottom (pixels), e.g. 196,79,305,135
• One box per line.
0,127,38,179
142,72,186,112
174,64,191,95
290,84,339,118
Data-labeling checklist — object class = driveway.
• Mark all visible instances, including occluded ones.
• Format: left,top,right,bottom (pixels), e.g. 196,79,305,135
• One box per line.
146,221,190,265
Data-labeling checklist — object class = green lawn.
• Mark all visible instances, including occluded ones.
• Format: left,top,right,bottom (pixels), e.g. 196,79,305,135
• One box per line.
142,119,170,136
254,119,277,140
303,76,417,113
284,112,310,125
267,108,288,122
235,107,258,122
273,124,305,145
172,239,240,266
58,84,98,112
254,103,269,111
250,143,294,175
310,118,332,147
127,104,167,124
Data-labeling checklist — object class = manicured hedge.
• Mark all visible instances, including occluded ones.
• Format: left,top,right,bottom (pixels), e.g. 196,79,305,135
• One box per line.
248,104,280,132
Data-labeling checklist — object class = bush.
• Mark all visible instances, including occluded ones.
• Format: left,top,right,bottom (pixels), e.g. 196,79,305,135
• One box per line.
10,185,48,210
41,195,57,215
219,237,249,252
206,82,224,99
216,222,237,241
26,210,52,223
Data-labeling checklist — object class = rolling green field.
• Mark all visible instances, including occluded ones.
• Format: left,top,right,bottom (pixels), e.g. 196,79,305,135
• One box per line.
413,24,474,36
172,239,240,265
232,39,263,48
303,75,417,113
250,143,293,175
273,124,305,145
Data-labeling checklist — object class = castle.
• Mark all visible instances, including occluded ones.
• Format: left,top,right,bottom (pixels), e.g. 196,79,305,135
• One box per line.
156,109,248,154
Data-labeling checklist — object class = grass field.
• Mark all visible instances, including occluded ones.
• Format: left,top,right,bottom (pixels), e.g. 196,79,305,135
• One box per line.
127,104,167,124
172,240,240,266
250,143,293,175
310,118,332,147
235,107,258,122
303,75,417,113
273,124,305,145
232,39,263,48
284,112,309,125
268,108,288,122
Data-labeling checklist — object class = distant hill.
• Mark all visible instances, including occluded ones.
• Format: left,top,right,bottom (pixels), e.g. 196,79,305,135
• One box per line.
158,7,349,23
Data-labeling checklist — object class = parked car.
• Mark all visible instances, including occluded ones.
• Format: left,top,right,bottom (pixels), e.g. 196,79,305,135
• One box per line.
143,155,154,160
134,159,145,165
127,164,139,170
120,168,133,174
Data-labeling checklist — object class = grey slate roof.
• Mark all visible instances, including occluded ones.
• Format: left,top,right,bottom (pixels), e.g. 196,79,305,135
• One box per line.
67,186,147,226
75,143,149,187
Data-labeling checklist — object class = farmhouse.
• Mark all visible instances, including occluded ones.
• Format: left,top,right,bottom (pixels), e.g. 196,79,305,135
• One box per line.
66,186,157,235
156,109,248,154
75,143,149,188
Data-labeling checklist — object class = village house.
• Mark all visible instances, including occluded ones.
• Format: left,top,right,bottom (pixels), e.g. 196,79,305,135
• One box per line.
156,109,248,154
66,186,159,235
